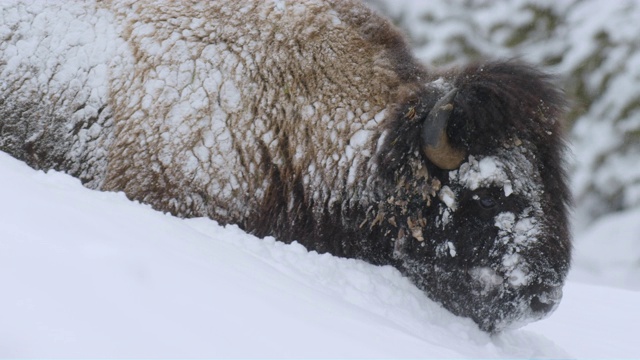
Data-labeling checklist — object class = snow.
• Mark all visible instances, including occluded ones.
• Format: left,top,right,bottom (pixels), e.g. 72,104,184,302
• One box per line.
2,0,640,356
453,155,514,196
569,207,640,290
525,283,640,359
469,267,504,294
438,185,456,210
1,151,639,358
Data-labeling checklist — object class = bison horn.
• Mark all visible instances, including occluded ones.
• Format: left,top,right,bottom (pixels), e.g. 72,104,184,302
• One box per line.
421,88,466,169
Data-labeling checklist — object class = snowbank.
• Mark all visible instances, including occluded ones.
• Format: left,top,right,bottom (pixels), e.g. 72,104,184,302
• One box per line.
1,151,638,358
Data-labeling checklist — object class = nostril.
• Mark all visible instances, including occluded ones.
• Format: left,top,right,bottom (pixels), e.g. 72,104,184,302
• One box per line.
530,295,555,313
530,286,563,314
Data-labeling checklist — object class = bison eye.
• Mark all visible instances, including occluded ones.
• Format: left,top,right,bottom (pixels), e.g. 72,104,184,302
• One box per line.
472,193,498,209
479,196,497,209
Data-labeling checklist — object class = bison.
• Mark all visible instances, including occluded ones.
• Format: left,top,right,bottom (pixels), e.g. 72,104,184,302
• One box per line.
0,0,571,332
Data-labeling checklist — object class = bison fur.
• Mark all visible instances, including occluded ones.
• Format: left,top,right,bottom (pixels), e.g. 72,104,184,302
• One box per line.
0,0,571,332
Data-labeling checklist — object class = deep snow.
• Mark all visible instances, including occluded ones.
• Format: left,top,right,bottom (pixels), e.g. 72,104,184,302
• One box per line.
1,0,638,357
1,151,638,358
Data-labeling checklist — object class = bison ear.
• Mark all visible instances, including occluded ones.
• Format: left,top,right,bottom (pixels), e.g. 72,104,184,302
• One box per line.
421,88,466,170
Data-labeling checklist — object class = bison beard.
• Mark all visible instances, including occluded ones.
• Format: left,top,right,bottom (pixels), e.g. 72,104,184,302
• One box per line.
0,0,571,333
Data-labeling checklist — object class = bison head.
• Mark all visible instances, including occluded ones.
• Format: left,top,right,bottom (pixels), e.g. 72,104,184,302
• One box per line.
379,61,571,332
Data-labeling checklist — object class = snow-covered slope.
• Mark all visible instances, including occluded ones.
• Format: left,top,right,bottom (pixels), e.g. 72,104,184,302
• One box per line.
1,151,638,358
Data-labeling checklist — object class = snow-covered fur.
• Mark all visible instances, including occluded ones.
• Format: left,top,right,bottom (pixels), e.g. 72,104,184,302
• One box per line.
0,0,571,332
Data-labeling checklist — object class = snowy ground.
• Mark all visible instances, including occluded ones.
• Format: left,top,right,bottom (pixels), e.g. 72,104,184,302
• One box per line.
1,151,639,358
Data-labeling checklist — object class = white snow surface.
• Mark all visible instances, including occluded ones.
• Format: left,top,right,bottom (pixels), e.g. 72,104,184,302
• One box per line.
1,151,639,358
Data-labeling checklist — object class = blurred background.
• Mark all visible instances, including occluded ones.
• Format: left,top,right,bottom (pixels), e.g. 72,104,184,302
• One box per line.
366,0,640,291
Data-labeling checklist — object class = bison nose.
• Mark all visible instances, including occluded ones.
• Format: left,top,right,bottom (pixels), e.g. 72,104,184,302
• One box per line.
529,286,563,314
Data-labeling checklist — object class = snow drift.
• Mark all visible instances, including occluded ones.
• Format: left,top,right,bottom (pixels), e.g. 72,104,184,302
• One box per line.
1,151,639,358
